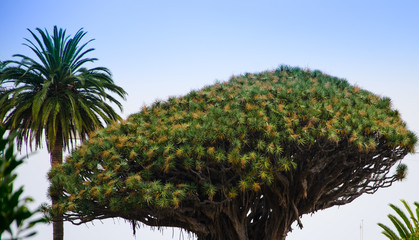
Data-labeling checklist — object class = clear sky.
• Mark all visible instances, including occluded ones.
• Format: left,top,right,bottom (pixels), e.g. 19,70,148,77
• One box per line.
1,1,419,239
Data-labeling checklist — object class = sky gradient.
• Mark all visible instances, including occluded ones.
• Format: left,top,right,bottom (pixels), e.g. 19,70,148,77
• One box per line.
1,1,419,239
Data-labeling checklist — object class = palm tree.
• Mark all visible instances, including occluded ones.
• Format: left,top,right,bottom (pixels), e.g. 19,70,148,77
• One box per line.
378,200,419,240
0,26,127,240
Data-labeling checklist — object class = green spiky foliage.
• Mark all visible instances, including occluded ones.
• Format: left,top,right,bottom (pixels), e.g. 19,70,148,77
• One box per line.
0,26,127,240
0,127,45,240
49,66,416,240
378,200,419,240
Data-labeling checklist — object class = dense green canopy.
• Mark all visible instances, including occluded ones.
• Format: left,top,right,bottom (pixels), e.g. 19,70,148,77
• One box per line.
49,66,416,240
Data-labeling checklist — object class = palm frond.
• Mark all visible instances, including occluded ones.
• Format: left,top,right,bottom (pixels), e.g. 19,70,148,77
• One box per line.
378,222,400,240
379,200,419,240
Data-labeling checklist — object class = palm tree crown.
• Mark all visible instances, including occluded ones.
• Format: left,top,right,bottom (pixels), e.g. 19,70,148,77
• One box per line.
0,25,127,240
0,26,127,152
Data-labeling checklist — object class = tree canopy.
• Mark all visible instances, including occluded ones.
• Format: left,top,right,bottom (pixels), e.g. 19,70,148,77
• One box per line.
0,26,127,152
49,66,416,240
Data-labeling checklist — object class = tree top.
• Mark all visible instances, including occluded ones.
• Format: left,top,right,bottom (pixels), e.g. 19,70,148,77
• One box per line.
49,66,416,234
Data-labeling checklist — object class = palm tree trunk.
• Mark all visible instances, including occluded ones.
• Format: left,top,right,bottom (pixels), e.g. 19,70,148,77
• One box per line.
51,128,64,240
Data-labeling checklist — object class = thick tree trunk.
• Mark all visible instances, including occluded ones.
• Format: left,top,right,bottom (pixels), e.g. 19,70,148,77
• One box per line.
192,198,292,240
50,129,63,240
195,214,248,240
194,214,289,240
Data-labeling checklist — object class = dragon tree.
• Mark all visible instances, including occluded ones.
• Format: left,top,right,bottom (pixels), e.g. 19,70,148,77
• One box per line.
49,66,416,240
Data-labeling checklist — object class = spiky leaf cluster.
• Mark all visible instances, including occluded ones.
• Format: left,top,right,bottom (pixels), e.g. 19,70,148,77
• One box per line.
49,66,416,237
378,200,419,240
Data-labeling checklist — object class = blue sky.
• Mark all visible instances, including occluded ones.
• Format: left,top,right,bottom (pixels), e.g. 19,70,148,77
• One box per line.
1,1,419,239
